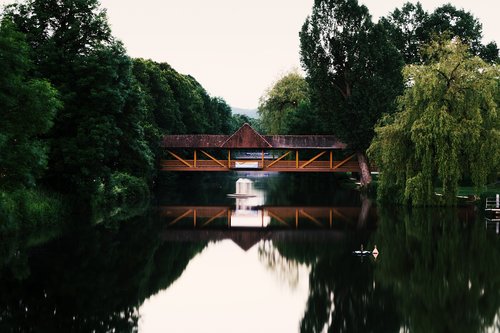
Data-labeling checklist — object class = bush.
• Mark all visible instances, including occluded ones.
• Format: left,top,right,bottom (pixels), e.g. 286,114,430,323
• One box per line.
91,172,150,224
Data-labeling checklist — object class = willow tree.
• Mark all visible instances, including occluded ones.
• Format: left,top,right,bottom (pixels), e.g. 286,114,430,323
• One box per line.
369,40,500,206
300,0,404,187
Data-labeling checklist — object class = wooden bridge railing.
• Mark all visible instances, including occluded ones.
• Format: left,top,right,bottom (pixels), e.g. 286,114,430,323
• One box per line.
160,151,364,172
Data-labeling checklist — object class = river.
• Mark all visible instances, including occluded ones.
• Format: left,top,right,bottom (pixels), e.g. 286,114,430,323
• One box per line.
0,172,498,332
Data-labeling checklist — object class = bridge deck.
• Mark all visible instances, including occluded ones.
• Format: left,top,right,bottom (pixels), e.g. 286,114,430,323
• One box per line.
160,158,361,172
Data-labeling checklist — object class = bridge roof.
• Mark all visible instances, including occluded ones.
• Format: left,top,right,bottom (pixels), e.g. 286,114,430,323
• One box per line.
161,124,346,149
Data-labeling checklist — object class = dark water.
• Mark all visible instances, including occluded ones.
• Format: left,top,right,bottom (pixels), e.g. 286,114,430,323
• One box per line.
0,173,499,332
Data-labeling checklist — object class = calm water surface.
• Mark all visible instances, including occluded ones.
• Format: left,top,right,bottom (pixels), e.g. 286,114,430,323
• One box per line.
1,173,499,332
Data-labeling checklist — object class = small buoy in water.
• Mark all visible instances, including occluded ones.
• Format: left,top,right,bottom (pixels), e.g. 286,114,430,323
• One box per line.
372,245,379,259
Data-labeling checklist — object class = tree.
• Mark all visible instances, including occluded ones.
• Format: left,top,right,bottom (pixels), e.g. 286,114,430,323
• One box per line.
382,2,499,64
132,58,234,135
230,113,262,133
0,18,60,188
300,0,404,186
368,40,500,206
258,70,314,134
132,59,185,135
379,2,428,64
5,0,154,195
424,4,483,55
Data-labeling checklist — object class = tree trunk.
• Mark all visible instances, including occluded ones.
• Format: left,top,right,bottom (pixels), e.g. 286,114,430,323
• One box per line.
356,151,372,188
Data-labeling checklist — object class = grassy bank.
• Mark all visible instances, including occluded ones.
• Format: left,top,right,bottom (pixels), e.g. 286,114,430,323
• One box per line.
0,188,69,235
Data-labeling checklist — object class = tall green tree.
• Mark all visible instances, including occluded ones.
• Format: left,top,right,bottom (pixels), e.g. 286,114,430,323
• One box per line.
5,0,154,195
0,18,60,188
258,70,317,134
379,2,428,64
300,0,404,186
382,2,499,64
368,41,500,206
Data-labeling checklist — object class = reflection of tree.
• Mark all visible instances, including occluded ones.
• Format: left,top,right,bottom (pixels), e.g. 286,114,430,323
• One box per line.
258,240,307,289
375,207,500,333
265,173,360,207
0,212,206,332
274,237,400,333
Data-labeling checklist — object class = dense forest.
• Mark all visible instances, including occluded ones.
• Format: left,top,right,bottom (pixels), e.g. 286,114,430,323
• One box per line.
0,0,252,230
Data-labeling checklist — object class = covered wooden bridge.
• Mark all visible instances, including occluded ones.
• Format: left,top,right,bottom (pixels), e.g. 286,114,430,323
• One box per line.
161,124,361,172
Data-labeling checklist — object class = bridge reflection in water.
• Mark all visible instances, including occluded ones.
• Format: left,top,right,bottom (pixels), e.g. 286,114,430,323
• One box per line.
160,205,371,229
160,177,378,249
160,205,375,250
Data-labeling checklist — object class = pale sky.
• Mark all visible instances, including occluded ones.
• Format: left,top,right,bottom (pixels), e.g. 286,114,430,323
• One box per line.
2,0,500,109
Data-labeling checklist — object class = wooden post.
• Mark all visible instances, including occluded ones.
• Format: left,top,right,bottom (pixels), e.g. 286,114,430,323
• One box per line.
194,150,197,168
194,209,197,227
295,209,299,228
261,149,264,168
228,150,231,168
296,150,299,169
330,151,333,169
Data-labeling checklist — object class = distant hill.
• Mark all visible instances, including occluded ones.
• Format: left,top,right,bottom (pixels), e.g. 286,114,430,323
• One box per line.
231,107,259,119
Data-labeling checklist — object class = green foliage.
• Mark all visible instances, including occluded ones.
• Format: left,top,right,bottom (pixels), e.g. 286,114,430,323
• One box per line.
89,172,151,225
229,113,263,133
425,4,483,55
0,189,68,233
132,59,185,134
0,18,60,188
0,0,238,228
5,0,155,195
258,70,318,134
132,59,234,136
300,0,404,151
369,41,500,206
379,2,428,64
382,2,499,64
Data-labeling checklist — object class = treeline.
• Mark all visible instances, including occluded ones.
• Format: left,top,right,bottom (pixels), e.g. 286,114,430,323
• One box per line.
0,0,237,223
259,0,499,203
260,2,499,137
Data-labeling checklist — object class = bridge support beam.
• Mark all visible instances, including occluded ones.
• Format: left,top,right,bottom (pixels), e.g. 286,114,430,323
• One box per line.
167,150,192,168
300,151,327,169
